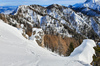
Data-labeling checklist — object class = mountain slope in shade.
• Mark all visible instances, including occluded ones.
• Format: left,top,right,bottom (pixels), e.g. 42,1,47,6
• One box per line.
0,20,96,66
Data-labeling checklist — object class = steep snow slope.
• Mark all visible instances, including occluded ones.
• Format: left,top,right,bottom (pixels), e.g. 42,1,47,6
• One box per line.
0,20,96,66
70,39,96,64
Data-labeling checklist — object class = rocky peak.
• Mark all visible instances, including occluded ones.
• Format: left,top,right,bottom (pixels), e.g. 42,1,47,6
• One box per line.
47,4,60,9
85,0,99,3
46,4,67,10
30,4,46,9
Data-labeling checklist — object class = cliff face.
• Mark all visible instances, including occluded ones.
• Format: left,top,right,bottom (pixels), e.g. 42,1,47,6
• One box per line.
0,4,100,56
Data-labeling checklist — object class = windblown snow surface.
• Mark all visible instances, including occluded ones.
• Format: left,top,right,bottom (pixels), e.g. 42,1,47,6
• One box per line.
0,20,96,66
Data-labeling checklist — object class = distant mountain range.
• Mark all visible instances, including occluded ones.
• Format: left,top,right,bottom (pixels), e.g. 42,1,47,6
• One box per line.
0,6,17,14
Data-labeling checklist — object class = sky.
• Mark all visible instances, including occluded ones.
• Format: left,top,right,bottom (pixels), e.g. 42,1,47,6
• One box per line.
0,0,86,6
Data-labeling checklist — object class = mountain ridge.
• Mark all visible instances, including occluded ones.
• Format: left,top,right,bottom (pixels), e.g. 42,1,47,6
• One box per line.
0,2,100,66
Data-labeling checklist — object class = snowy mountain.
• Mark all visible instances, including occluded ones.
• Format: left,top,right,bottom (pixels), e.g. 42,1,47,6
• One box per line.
0,4,99,56
72,0,100,16
83,0,100,11
85,0,99,3
0,2,100,66
0,20,95,66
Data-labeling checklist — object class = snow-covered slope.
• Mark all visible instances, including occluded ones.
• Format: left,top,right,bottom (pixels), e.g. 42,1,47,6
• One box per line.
83,0,100,11
0,4,99,56
0,20,95,66
70,39,96,64
0,4,99,57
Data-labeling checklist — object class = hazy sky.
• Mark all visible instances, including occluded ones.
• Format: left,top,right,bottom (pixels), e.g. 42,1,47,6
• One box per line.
0,0,86,6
